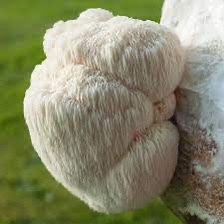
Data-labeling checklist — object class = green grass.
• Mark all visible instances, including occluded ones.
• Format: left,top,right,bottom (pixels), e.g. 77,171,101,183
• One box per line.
0,0,182,223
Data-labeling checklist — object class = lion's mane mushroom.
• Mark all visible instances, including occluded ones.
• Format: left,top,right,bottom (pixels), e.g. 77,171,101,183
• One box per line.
161,0,224,223
24,8,184,213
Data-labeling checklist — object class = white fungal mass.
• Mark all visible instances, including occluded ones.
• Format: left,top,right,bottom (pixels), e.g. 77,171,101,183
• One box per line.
161,0,224,223
24,8,184,213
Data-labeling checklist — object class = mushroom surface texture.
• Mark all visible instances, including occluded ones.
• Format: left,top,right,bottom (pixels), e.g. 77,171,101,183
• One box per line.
24,8,184,213
161,0,224,223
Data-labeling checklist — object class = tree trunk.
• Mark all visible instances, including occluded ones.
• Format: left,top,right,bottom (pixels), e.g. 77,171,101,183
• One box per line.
160,1,224,223
185,216,206,224
162,126,222,224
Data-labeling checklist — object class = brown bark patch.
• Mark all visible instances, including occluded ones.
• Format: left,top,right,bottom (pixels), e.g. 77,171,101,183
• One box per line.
163,128,224,223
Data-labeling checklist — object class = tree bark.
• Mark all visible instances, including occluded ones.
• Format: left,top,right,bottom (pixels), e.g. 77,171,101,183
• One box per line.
160,1,224,223
185,215,206,224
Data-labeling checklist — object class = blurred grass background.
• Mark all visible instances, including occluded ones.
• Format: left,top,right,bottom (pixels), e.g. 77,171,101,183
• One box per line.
0,0,182,223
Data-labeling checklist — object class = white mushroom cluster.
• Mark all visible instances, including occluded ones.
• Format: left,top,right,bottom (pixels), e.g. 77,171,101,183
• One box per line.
24,9,184,213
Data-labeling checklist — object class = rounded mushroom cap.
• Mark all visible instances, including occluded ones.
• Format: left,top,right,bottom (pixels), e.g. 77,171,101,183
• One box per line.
78,8,113,22
43,8,184,102
24,8,184,213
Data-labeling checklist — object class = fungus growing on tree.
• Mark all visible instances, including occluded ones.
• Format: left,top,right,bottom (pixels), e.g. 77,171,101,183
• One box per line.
24,9,184,213
161,0,224,223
